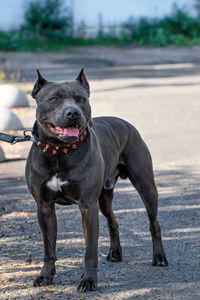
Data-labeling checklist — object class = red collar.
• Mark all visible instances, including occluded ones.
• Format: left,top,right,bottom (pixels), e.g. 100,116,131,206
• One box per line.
32,119,92,155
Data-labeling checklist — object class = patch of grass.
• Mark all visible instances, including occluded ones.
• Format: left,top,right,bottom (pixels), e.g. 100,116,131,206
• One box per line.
0,33,128,51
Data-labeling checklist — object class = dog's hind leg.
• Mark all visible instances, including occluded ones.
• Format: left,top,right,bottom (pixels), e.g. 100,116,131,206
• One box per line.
99,188,122,262
123,139,168,266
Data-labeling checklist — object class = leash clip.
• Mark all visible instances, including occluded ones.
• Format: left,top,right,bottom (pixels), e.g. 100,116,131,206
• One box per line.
11,129,34,144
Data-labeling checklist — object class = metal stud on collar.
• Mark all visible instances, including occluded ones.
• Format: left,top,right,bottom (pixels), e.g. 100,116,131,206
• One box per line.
43,144,49,152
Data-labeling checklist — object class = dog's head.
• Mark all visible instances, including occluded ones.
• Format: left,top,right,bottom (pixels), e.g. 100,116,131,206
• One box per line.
31,69,91,143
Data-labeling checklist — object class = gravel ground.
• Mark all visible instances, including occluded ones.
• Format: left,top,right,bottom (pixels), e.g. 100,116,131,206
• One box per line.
0,160,199,299
0,46,200,299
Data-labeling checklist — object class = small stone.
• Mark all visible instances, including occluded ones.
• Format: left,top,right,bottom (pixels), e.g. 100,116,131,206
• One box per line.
25,254,32,264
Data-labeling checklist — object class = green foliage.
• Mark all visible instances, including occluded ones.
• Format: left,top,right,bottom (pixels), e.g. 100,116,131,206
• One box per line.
0,2,200,50
0,0,73,51
21,0,71,39
123,6,200,46
0,32,8,49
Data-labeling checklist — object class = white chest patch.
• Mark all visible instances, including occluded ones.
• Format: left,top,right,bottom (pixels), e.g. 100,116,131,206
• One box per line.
46,175,69,192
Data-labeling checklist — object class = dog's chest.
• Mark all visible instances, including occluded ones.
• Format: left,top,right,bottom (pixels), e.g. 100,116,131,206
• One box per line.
45,173,80,202
46,175,69,192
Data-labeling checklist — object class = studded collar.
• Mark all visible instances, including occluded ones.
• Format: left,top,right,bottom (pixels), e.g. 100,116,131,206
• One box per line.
32,120,92,155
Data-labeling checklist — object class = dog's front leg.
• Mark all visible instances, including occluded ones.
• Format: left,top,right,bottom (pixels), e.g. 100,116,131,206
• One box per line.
78,201,99,292
34,201,57,286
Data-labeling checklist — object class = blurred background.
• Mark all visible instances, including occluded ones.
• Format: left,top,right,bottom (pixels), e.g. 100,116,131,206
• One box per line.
0,1,200,299
0,0,199,50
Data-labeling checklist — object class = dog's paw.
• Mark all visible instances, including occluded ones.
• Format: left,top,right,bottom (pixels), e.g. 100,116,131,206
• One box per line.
33,263,56,287
77,278,97,292
152,253,168,267
107,246,122,262
33,274,53,286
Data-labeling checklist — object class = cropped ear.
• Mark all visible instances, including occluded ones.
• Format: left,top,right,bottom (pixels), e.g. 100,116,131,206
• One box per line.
31,69,47,99
75,68,90,96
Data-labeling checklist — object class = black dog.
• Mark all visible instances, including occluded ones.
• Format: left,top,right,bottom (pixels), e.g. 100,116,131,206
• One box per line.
26,69,168,292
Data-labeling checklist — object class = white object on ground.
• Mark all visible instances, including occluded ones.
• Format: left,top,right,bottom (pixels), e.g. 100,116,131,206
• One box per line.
0,108,23,131
0,84,29,108
0,146,5,162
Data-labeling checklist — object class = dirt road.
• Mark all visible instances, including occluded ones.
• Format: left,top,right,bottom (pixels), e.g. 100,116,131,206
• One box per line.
0,46,200,299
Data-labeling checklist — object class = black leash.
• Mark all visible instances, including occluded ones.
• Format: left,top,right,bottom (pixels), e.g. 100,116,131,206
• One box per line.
0,129,34,145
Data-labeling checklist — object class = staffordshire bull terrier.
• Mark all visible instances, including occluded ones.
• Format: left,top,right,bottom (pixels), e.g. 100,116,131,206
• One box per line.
25,69,168,292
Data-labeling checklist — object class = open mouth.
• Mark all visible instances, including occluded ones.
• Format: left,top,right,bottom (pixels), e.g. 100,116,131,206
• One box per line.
46,122,80,137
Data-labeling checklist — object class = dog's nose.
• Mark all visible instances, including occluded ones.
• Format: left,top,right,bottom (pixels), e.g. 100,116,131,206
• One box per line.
65,107,80,120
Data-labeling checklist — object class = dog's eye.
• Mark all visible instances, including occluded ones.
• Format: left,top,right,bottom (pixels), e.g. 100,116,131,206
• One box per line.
74,96,86,103
49,97,59,103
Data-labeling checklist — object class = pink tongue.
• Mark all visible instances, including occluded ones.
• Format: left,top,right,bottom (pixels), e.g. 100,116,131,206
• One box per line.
62,127,79,137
